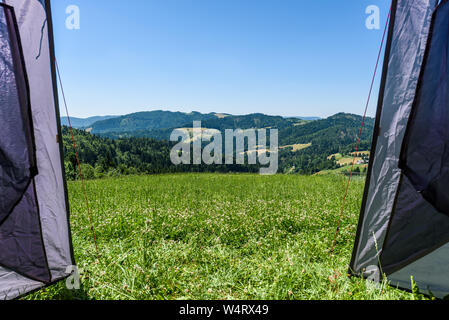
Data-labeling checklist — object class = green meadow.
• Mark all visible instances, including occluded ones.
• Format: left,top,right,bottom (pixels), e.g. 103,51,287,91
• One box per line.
28,174,421,300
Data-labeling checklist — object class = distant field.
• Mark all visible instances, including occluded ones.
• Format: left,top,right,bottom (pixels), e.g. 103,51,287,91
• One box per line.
351,151,370,156
241,143,311,156
28,174,417,300
280,143,312,152
324,152,370,175
316,164,368,176
327,153,363,166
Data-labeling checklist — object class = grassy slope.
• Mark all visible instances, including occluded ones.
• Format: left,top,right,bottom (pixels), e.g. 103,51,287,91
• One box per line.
28,174,416,300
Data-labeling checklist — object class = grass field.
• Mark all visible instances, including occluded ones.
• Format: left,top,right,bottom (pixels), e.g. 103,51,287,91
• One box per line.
28,174,419,300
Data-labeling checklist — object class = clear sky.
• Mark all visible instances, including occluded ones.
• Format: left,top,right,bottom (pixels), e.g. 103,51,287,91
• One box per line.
51,0,391,118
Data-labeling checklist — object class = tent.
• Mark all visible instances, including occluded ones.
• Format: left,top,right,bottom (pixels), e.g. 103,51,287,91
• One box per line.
0,0,74,299
350,0,449,298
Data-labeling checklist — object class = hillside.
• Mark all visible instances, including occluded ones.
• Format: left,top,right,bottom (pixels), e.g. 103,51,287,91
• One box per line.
279,113,373,151
61,127,262,180
61,112,374,177
87,111,218,134
81,111,372,149
79,111,315,138
276,113,373,174
199,113,299,131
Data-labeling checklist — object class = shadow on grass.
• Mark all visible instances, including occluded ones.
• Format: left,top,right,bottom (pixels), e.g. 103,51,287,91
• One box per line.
49,283,92,300
24,281,94,301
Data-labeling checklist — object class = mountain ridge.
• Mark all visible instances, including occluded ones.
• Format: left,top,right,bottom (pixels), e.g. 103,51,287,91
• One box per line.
60,115,119,128
60,111,323,131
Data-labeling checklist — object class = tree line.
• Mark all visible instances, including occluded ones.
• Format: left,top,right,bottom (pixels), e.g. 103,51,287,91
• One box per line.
62,125,371,180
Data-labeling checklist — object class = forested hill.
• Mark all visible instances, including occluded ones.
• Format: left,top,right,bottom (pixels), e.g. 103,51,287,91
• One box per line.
61,112,374,178
87,111,218,134
279,113,373,151
61,127,261,180
84,111,374,154
276,113,373,174
84,111,314,138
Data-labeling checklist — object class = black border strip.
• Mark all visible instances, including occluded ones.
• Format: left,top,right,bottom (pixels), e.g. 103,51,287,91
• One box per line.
348,0,398,273
45,0,76,267
379,0,449,277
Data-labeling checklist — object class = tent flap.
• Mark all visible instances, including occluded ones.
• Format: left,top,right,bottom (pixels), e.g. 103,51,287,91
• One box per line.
0,3,35,225
350,0,437,274
0,0,75,300
351,0,449,299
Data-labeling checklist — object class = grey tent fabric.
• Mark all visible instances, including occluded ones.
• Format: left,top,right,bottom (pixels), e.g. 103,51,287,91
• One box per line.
400,0,449,216
0,266,43,300
379,0,449,277
380,175,449,276
5,0,75,281
350,0,437,274
0,1,50,284
0,184,51,282
388,243,449,298
351,0,449,299
0,0,75,299
0,3,35,225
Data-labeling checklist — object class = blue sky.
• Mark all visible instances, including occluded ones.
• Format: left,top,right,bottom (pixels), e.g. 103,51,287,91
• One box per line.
51,0,391,118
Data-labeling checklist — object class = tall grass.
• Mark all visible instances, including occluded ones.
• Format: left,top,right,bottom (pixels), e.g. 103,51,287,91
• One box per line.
29,174,416,300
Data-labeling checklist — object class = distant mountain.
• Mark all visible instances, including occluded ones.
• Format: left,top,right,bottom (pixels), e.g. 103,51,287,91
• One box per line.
93,112,313,140
87,111,219,134
60,116,118,129
279,113,374,146
83,111,373,147
270,113,373,174
61,111,321,132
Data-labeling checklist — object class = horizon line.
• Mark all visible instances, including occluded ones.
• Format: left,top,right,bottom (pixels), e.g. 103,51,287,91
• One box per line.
61,109,375,120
